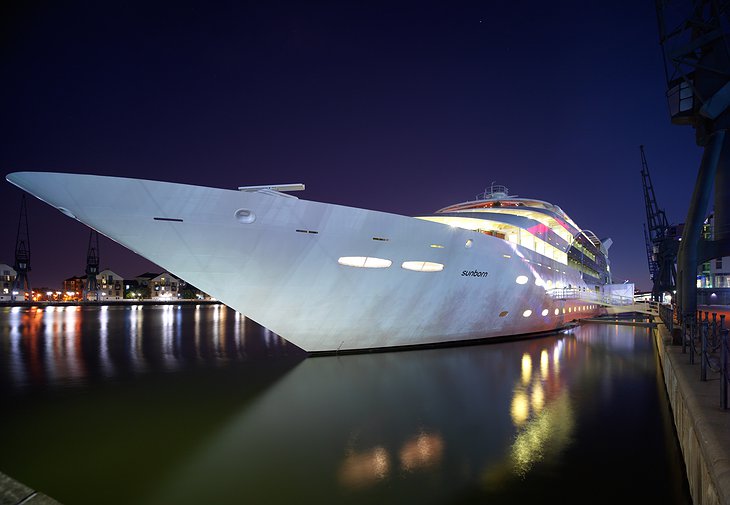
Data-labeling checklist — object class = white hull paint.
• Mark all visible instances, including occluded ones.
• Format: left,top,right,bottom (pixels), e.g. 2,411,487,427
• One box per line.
7,172,605,353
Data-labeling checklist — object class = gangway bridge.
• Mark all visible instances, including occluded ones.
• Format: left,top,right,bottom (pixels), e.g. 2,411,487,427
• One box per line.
548,288,660,318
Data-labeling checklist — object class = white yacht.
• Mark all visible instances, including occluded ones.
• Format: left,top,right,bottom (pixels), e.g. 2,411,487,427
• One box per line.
6,173,614,353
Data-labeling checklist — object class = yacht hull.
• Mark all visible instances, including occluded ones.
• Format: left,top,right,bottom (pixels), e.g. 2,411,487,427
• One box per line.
7,172,603,352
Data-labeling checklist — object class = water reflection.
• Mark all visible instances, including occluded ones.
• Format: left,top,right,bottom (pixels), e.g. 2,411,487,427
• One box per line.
140,325,675,505
0,304,298,392
0,310,690,505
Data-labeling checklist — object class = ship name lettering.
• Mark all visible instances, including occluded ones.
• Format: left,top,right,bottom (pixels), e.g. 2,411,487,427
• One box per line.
461,270,489,278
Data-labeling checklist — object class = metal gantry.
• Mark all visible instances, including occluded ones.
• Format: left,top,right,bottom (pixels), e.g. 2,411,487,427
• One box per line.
84,230,100,301
11,195,31,302
640,145,678,301
656,0,730,321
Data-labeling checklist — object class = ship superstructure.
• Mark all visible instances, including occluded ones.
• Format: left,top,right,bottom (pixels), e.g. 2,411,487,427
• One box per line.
7,173,616,353
419,183,612,288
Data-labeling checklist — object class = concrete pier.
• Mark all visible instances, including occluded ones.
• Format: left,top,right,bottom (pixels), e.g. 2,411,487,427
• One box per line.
654,321,730,505
0,471,61,504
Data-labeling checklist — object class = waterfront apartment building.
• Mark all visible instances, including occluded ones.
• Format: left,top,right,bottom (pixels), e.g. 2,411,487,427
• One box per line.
98,269,124,300
697,214,730,305
63,276,85,301
131,272,181,299
150,272,180,300
0,263,17,301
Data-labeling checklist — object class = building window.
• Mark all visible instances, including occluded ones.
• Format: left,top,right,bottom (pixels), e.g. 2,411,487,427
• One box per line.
717,258,723,269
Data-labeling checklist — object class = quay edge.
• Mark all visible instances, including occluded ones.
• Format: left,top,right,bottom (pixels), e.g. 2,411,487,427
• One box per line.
654,321,730,505
0,471,62,504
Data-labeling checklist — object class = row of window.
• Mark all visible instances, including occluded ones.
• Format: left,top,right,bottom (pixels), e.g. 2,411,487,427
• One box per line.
337,257,444,272
417,215,569,265
504,304,598,319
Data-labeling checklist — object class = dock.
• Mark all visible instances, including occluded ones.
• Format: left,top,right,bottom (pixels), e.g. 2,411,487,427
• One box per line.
0,471,61,504
580,317,657,328
654,319,730,505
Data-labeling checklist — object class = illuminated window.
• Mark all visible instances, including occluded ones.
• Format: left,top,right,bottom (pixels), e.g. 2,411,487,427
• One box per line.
562,308,565,314
430,244,445,249
401,261,444,272
522,309,532,317
541,309,549,316
338,256,392,268
465,239,473,249
554,308,559,315
516,275,528,285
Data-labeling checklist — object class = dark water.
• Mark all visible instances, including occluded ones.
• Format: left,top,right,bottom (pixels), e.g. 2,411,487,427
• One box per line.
0,305,690,505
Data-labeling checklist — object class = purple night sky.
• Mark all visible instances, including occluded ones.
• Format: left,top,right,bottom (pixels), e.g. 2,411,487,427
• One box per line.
0,1,704,291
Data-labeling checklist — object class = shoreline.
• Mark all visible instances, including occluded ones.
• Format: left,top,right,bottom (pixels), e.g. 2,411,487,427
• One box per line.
0,299,222,308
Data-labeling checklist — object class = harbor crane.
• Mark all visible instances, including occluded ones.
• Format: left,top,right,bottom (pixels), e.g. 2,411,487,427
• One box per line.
83,230,100,301
640,145,678,301
656,0,730,320
11,195,31,302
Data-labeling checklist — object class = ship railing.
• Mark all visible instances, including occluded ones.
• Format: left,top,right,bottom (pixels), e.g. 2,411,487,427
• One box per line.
547,288,631,305
546,289,658,314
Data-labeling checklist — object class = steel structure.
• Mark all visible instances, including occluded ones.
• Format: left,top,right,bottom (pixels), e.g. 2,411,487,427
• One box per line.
84,230,100,301
11,195,31,302
656,0,730,321
640,145,678,300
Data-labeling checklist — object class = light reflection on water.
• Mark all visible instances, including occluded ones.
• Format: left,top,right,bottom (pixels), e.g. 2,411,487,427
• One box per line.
0,304,293,392
0,306,690,505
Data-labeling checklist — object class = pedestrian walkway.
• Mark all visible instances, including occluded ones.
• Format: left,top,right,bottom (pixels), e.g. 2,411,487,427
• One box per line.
655,320,730,505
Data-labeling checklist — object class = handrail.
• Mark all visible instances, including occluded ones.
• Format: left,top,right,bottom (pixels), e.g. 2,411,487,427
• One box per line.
681,310,729,409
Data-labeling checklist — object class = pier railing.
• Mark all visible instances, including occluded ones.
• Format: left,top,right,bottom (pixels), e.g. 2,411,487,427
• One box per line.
547,288,660,316
682,310,730,409
547,288,635,306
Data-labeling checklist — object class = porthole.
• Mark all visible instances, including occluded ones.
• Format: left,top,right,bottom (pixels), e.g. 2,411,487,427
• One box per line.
465,239,473,249
499,311,509,317
235,208,256,224
541,309,549,316
516,275,528,285
522,309,532,318
554,308,559,315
